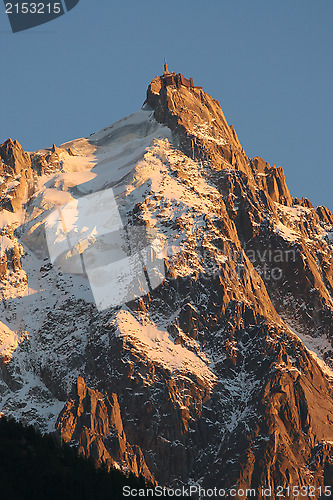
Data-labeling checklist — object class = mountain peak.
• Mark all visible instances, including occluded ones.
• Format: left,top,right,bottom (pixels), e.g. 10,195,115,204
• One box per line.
145,65,294,207
145,68,253,177
1,66,333,494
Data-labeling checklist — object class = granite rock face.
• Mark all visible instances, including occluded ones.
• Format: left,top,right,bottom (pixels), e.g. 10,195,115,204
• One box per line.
146,76,253,179
56,376,154,484
0,138,32,212
0,138,32,177
1,71,333,498
0,138,33,277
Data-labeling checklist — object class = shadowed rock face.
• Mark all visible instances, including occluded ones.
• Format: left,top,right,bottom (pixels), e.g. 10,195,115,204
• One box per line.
2,74,333,497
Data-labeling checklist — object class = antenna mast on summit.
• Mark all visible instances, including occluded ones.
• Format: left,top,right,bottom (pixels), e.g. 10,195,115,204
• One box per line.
164,57,169,75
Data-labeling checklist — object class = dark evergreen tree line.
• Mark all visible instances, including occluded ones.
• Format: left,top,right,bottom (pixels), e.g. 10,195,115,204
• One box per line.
0,416,156,499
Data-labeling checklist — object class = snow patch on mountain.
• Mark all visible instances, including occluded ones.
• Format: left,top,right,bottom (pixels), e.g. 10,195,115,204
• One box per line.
192,122,227,147
287,324,333,380
0,320,23,358
274,221,299,243
0,210,20,230
115,309,217,387
0,371,65,433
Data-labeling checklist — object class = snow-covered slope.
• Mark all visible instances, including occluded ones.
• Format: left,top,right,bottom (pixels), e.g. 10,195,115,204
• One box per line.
0,106,223,432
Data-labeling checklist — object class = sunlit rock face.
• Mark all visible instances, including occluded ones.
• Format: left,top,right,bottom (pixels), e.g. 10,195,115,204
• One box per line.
1,67,333,496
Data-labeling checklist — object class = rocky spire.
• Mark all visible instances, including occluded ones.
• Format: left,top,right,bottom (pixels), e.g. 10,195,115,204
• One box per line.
163,57,169,75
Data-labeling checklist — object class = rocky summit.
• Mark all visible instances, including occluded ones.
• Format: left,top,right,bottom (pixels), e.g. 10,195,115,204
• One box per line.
0,64,333,498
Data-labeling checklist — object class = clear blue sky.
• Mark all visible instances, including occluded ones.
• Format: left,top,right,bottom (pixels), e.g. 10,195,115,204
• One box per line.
1,0,332,210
